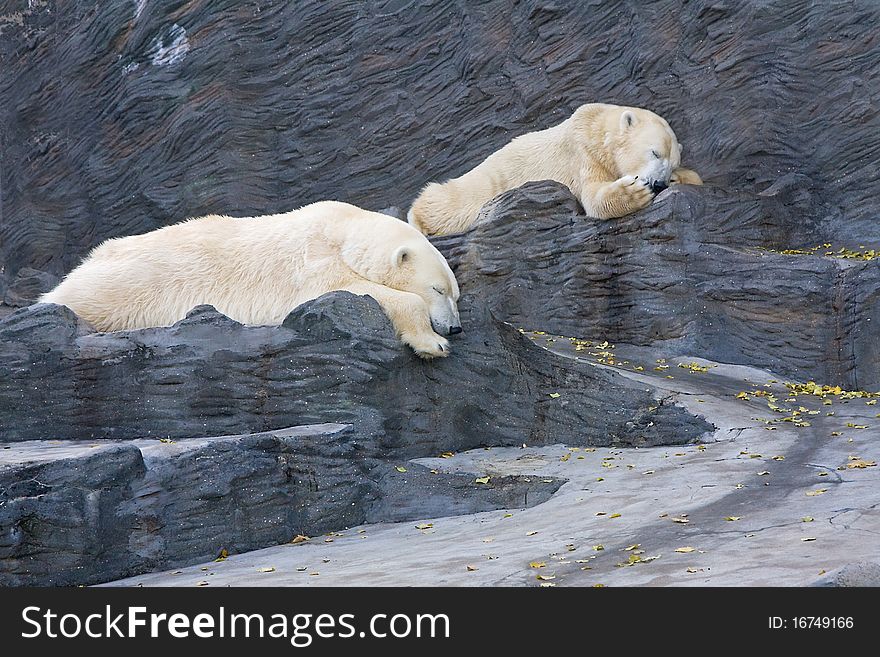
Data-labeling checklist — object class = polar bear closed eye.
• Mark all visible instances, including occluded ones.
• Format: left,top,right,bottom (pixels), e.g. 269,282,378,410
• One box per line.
40,201,462,359
407,103,703,236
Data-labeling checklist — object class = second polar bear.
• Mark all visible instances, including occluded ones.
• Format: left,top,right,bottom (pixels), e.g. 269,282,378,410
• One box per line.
40,201,461,358
408,103,703,236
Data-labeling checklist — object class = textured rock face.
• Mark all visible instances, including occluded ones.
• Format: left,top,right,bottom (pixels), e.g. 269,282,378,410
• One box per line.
2,0,879,298
0,294,707,447
0,294,707,585
435,181,880,390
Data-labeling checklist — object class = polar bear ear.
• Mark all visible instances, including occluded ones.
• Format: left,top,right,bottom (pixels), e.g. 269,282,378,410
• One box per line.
392,245,410,268
620,110,637,132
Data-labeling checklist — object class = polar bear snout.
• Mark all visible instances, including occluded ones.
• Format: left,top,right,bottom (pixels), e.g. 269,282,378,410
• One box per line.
650,179,669,195
448,325,463,335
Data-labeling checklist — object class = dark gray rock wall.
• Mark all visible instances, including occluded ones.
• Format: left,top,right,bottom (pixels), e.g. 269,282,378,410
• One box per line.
2,0,879,297
0,293,709,448
435,181,880,390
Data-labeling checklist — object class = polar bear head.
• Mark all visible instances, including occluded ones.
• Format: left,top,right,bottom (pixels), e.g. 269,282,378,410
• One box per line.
388,239,462,336
607,106,683,194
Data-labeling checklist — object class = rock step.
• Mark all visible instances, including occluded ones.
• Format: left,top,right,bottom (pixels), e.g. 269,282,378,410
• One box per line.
435,182,880,389
0,293,711,446
0,425,565,586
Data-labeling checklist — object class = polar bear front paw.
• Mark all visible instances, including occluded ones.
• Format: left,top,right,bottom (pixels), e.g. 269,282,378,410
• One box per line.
616,175,655,212
403,331,450,359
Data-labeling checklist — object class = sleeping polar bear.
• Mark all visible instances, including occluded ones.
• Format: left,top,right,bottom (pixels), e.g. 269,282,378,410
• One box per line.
408,103,703,236
40,201,461,359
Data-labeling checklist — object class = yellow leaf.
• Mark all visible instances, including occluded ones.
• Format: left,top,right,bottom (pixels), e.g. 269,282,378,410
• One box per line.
548,393,561,398
674,547,696,553
802,516,814,522
536,574,556,581
772,455,785,461
529,561,546,569
592,544,604,551
624,544,640,551
257,567,275,573
846,458,876,469
724,516,742,521
560,453,571,462
609,513,621,519
290,534,310,544
475,476,490,484
215,548,228,562
395,466,407,473
439,451,454,458
805,489,827,496
415,523,433,530
736,392,749,400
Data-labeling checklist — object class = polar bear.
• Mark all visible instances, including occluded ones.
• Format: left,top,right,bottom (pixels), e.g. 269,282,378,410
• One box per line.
408,103,703,236
40,201,462,358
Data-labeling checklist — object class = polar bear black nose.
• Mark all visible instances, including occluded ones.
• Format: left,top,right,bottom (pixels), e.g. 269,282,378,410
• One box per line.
651,180,669,194
448,325,463,335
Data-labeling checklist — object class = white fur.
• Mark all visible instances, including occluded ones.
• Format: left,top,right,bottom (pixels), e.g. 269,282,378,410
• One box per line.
40,201,462,359
408,103,703,236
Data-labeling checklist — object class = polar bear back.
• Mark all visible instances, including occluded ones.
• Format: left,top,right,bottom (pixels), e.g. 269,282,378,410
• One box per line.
39,201,439,331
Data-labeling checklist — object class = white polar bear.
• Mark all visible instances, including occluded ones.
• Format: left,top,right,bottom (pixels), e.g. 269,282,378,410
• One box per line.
40,201,462,358
408,103,703,236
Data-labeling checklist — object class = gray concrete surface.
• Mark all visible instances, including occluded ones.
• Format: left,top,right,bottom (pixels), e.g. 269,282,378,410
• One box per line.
104,344,880,587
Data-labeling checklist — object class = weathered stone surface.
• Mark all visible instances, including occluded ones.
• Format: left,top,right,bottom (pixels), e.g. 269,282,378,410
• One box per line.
0,291,709,585
435,181,880,389
3,0,879,300
0,294,709,448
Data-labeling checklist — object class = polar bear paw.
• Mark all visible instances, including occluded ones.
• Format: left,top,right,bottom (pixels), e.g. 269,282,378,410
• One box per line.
616,175,655,211
403,331,450,359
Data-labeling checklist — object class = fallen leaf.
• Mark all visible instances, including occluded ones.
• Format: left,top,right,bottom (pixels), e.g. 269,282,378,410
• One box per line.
439,451,454,458
415,523,433,530
674,547,696,553
290,534,310,545
757,471,770,476
548,393,561,399
196,581,209,587
671,517,689,524
592,545,604,551
806,489,827,496
609,513,621,519
642,470,655,475
214,548,228,562
526,531,539,536
802,516,814,522
466,565,477,572
536,574,556,581
395,466,407,473
529,561,546,569
257,567,275,573
846,458,877,469
724,516,742,521
475,476,490,484
801,537,817,542
623,544,641,551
